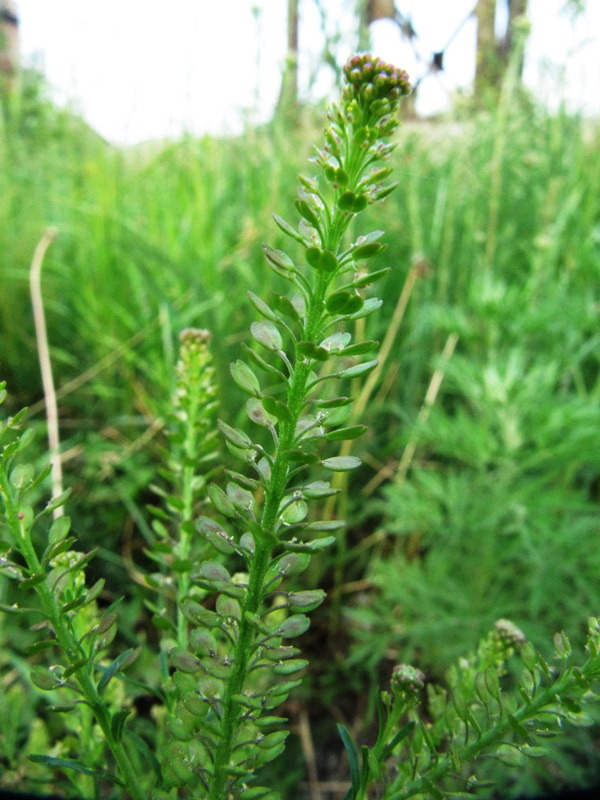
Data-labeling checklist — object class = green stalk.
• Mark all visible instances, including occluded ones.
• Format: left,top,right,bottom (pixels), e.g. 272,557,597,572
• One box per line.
207,273,331,799
386,662,595,800
203,57,412,797
0,473,146,800
176,423,200,648
207,118,384,793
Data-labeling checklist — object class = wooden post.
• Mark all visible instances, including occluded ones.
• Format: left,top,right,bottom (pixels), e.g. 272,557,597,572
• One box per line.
277,0,299,119
505,0,528,79
474,0,499,99
475,0,529,100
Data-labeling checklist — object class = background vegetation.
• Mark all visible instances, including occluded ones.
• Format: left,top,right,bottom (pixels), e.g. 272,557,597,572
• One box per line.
1,63,599,798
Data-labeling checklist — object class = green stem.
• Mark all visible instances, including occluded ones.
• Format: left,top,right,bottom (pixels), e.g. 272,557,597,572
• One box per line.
177,459,196,648
0,476,146,800
208,274,332,798
386,665,587,800
208,125,371,798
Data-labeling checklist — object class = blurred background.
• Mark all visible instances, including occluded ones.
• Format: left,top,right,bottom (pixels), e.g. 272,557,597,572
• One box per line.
8,0,600,144
1,2,599,798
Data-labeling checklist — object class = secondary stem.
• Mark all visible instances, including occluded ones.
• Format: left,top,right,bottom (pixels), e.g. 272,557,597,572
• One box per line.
0,479,147,800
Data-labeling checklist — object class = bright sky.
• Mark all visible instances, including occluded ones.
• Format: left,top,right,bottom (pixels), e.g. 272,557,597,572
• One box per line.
15,0,600,146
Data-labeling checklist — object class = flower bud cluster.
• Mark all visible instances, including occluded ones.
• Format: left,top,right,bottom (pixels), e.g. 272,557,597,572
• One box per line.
174,328,216,426
493,618,527,650
343,54,411,121
391,663,426,699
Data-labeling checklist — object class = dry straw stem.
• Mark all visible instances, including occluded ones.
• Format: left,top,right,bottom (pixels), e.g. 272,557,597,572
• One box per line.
393,330,458,485
362,331,459,496
29,227,63,518
323,260,422,520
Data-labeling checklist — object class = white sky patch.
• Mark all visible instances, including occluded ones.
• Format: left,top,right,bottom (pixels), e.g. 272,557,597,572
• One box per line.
15,0,600,146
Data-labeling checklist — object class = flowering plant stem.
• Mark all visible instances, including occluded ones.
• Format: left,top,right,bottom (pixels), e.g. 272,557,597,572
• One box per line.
0,465,146,800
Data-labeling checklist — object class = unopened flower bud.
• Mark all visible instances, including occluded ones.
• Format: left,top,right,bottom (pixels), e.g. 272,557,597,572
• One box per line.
494,618,527,649
391,663,425,698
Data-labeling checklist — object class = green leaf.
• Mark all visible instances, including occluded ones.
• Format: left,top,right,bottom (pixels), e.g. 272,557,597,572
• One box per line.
287,590,326,611
62,659,89,679
246,397,277,427
276,614,311,638
44,489,72,514
280,499,308,524
197,559,231,584
306,247,338,272
315,396,352,409
324,425,367,441
218,419,253,449
351,267,390,288
350,297,383,319
230,360,261,396
326,290,364,315
339,340,378,356
240,786,281,800
30,665,61,691
272,213,304,243
97,647,140,694
338,359,378,379
48,515,71,547
262,243,294,270
251,320,283,351
27,755,124,785
169,648,202,674
262,396,294,424
52,548,99,588
0,602,33,614
180,599,222,628
216,594,242,620
111,709,131,743
297,341,329,361
209,483,237,517
247,291,279,322
10,463,34,488
383,720,416,759
227,481,254,511
301,480,339,498
352,241,386,260
273,658,309,675
270,292,302,323
243,342,286,378
321,456,362,471
374,180,399,201
282,537,336,552
295,199,320,228
266,679,302,699
18,572,46,589
337,723,361,794
271,552,311,579
305,519,345,531
166,716,193,742
25,639,57,656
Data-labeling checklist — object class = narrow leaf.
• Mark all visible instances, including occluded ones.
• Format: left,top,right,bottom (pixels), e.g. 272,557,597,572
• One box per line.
337,723,361,794
97,647,140,694
27,755,124,785
321,456,362,471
